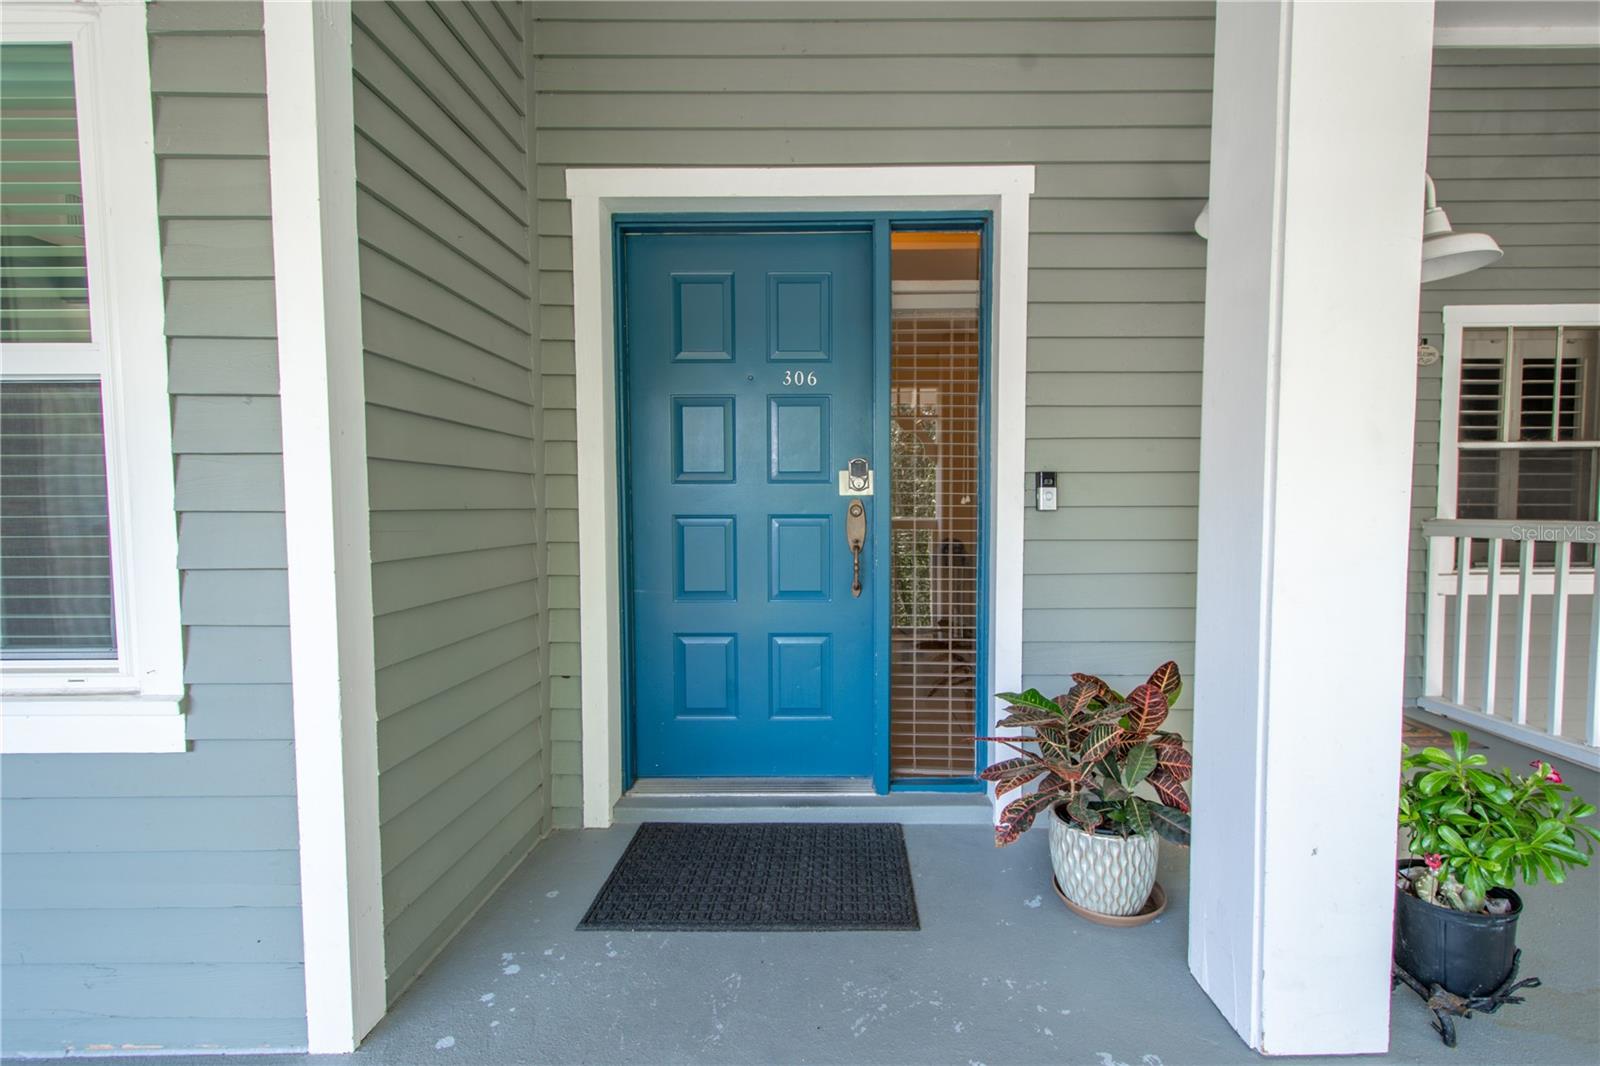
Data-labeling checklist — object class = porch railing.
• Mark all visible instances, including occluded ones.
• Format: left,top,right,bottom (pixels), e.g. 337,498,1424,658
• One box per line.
1421,518,1600,768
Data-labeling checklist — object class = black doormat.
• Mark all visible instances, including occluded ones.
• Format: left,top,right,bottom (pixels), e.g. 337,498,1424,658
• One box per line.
578,822,920,931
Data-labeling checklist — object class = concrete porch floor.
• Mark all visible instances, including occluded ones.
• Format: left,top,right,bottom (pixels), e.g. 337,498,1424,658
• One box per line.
109,723,1597,1066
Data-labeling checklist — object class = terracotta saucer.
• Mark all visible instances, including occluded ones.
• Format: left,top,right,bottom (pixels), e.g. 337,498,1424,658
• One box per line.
1052,875,1167,927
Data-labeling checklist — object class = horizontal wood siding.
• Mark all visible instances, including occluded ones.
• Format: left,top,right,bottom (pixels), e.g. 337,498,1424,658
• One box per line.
353,0,549,1002
531,1,1214,824
0,3,306,1054
1407,48,1600,704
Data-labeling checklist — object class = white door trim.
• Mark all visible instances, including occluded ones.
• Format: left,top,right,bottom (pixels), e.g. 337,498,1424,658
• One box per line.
263,1,386,1052
566,166,1034,828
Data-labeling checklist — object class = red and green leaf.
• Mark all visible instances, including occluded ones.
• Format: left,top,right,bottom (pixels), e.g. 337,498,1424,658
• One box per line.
1148,768,1191,812
1122,797,1153,836
1069,672,1110,698
978,756,1047,798
1036,730,1074,768
994,789,1059,846
1066,793,1103,832
1120,742,1158,789
1146,660,1183,704
1155,738,1193,782
1059,680,1104,718
1121,683,1169,739
996,689,1062,715
1035,771,1082,800
996,706,1065,729
1079,722,1123,764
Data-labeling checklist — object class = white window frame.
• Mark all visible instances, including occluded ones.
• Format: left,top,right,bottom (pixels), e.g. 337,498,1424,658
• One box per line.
0,1,183,753
1436,304,1600,534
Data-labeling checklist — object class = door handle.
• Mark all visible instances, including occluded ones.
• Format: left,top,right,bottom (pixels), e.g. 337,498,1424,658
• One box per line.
845,500,867,598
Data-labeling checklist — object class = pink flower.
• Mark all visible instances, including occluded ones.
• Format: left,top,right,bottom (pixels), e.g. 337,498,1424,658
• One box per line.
1530,760,1564,784
1424,853,1443,871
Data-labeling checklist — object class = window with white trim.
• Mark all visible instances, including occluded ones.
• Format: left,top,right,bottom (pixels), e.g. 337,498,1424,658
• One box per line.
0,1,183,753
1441,307,1600,568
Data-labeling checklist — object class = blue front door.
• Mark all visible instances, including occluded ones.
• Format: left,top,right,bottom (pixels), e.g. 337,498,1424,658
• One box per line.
624,229,876,778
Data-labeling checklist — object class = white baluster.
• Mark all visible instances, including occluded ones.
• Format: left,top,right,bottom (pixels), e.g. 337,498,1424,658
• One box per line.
1588,568,1600,748
1549,541,1571,738
1451,535,1471,704
1512,543,1534,726
1482,539,1503,718
1423,531,1448,697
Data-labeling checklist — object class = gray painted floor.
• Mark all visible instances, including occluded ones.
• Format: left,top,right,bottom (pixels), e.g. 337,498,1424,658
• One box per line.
71,725,1599,1066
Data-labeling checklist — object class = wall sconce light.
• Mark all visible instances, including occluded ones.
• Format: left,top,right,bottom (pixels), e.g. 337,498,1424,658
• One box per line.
1420,174,1503,282
1190,173,1503,283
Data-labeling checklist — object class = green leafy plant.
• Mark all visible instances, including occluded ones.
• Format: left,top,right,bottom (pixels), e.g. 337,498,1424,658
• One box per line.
978,661,1193,847
1398,731,1598,913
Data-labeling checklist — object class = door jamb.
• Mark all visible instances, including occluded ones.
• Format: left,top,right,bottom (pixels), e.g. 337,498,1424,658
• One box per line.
567,167,1034,828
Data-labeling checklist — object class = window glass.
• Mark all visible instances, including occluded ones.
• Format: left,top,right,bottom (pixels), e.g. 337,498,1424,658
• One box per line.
889,229,982,779
1,42,90,343
0,42,114,660
0,380,116,659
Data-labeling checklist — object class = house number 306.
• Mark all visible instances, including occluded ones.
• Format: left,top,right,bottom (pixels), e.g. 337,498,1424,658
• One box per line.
782,370,818,387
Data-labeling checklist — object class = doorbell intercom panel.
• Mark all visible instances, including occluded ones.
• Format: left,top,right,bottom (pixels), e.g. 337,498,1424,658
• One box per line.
1035,471,1058,511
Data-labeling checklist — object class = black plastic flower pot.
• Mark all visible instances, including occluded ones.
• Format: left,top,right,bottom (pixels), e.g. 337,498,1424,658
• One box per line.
1394,859,1522,998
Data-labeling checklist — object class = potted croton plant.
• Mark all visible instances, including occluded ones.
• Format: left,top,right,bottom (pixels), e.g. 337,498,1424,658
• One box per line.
980,661,1193,918
1395,731,1597,997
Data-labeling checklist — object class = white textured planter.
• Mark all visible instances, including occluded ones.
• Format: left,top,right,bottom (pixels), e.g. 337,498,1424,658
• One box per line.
1048,805,1159,916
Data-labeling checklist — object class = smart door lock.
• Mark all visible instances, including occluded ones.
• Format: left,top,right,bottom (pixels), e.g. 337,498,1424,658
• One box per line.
839,456,873,496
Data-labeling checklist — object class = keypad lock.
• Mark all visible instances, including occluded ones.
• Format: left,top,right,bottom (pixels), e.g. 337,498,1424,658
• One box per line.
845,500,867,598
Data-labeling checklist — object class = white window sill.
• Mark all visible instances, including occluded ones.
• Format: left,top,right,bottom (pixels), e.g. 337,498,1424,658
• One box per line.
0,698,186,754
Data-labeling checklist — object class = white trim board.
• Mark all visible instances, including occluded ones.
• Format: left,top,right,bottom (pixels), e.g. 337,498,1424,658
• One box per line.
263,1,386,1053
565,166,1034,828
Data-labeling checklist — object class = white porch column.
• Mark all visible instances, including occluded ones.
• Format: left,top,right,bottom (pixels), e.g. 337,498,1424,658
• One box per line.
1188,0,1434,1056
264,0,386,1052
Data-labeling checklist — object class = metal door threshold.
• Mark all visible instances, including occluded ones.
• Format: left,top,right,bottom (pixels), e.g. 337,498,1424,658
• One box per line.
628,777,875,797
615,781,992,825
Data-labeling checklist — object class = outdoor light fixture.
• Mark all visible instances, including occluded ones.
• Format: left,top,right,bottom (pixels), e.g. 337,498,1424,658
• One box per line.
1190,173,1503,283
1420,173,1503,282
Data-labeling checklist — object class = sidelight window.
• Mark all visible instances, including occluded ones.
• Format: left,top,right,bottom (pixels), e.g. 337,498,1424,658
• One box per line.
888,230,983,781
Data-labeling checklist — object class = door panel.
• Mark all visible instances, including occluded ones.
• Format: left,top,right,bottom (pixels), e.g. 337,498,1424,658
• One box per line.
625,230,875,778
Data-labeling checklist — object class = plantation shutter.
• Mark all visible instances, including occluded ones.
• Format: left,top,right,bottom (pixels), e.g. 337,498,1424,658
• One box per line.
0,41,90,343
1456,326,1600,525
